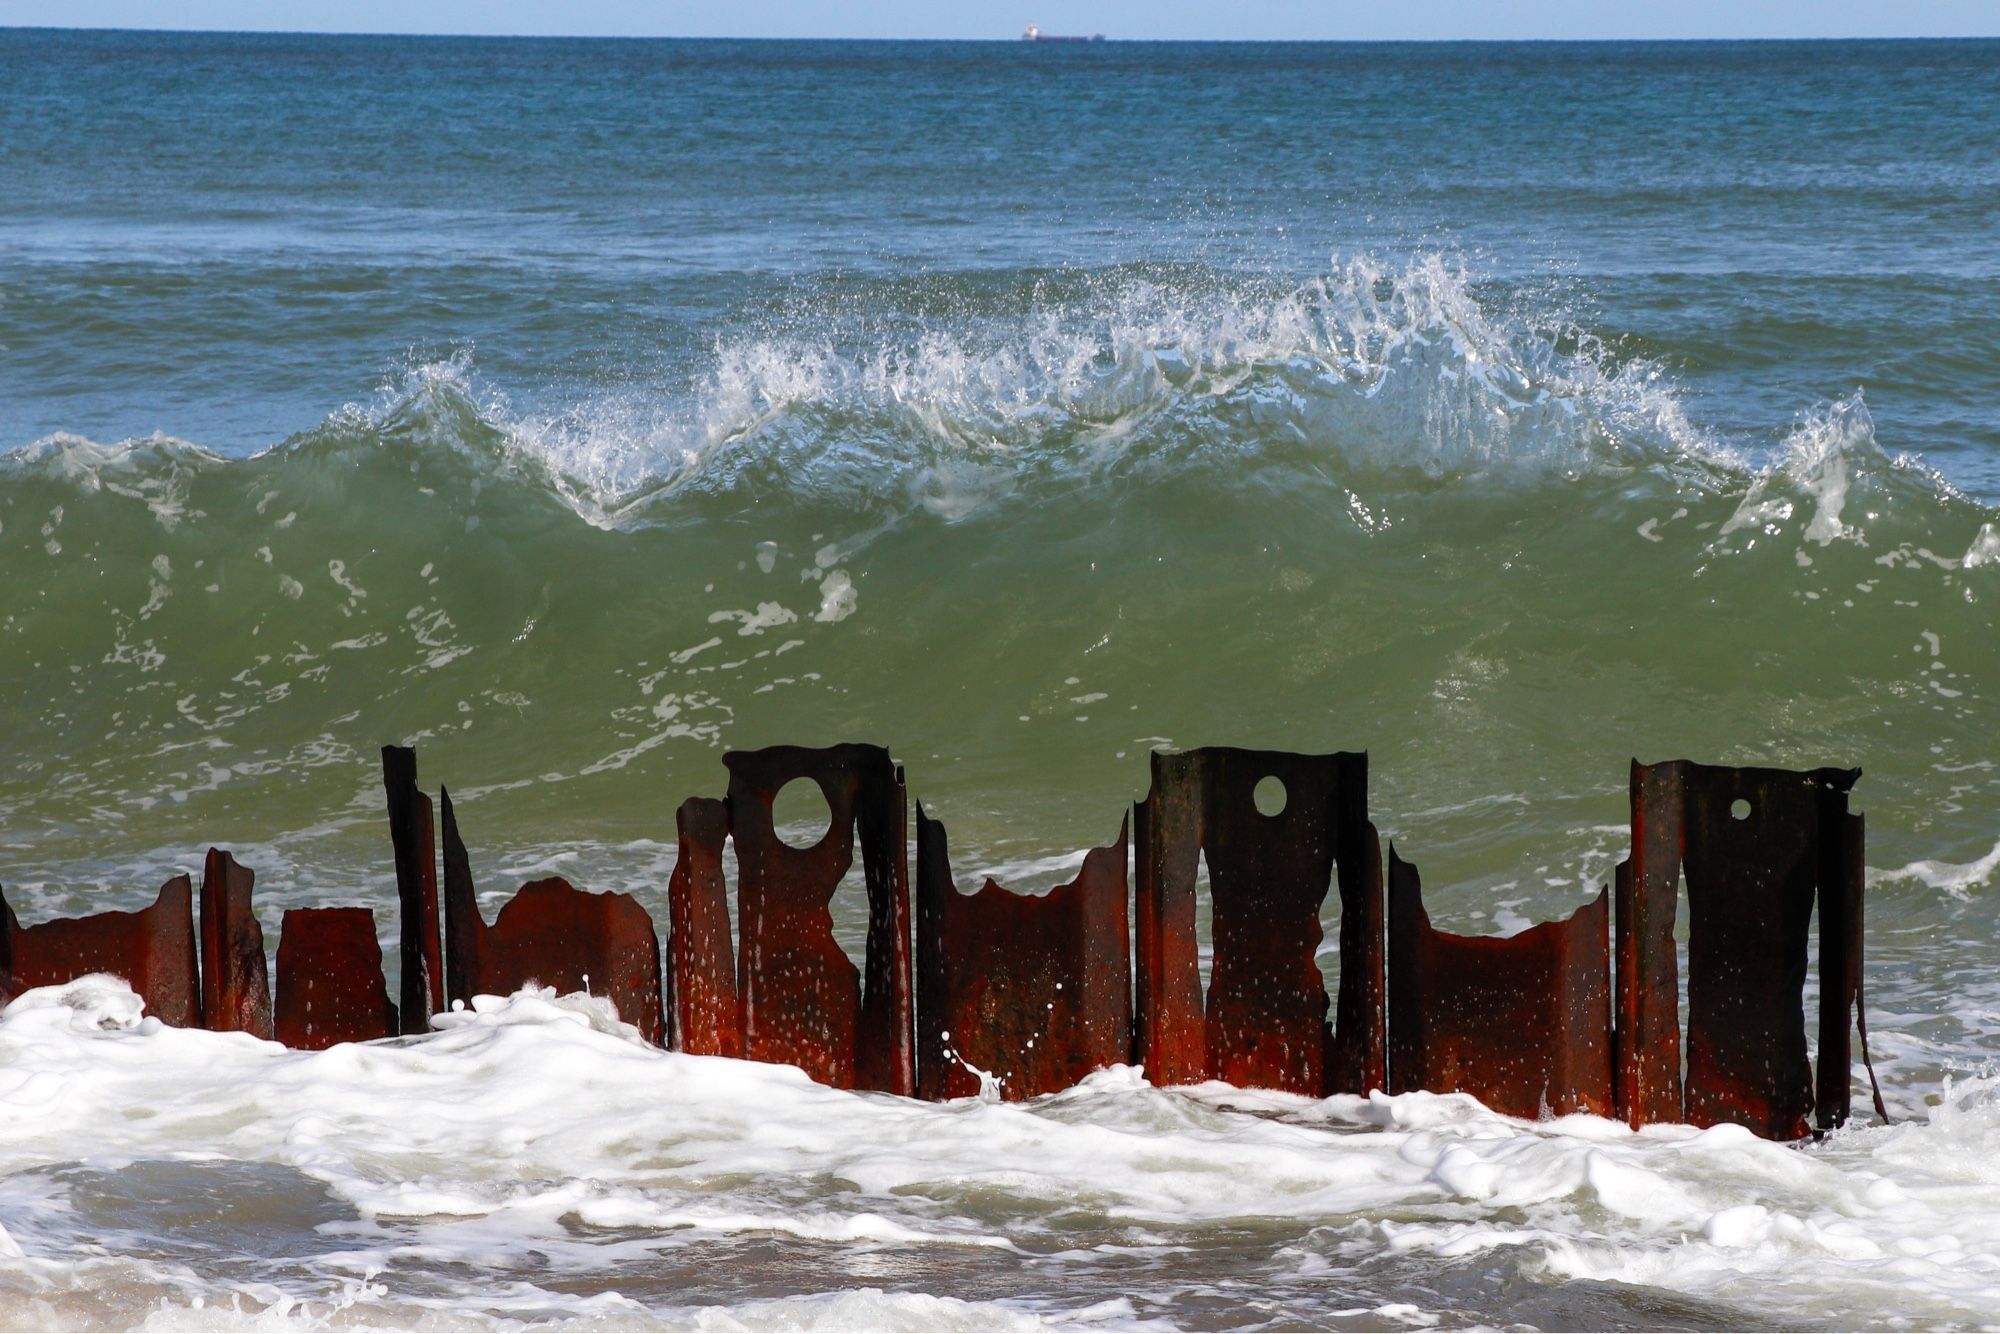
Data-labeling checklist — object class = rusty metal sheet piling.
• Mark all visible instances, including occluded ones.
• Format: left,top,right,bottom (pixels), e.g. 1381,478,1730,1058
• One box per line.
1134,748,1384,1096
1132,753,1207,1088
1818,808,1867,1133
0,877,201,1025
1682,763,1856,1139
0,735,1888,1148
439,788,667,1046
273,906,399,1048
199,848,273,1038
726,744,914,1095
1619,759,1863,1140
382,746,444,1036
668,796,740,1057
1387,850,1612,1118
1613,773,1683,1129
915,807,1130,1101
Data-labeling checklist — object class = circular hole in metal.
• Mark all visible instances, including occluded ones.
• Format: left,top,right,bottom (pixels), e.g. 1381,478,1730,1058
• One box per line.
1731,798,1752,822
1254,775,1288,818
773,777,834,850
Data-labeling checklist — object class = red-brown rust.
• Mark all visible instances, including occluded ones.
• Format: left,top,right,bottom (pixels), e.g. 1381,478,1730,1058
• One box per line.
1133,753,1207,1087
382,746,443,1036
668,796,739,1057
0,876,201,1025
1620,759,1863,1141
273,906,399,1048
1334,815,1388,1096
1817,809,1866,1132
199,848,272,1038
439,788,666,1045
1133,748,1384,1096
727,744,913,1094
1387,850,1612,1118
915,807,1130,1101
1681,764,1856,1140
1616,761,1687,1128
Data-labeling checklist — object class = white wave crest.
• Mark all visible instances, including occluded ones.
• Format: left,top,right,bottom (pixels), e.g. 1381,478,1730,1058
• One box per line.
12,259,1989,554
372,255,1729,527
1868,837,2000,899
676,254,1716,487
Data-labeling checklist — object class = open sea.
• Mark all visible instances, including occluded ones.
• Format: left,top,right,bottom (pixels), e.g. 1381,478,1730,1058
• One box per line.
4,27,2000,1330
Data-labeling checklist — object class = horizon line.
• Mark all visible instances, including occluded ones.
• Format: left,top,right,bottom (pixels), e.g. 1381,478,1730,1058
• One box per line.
5,24,1999,43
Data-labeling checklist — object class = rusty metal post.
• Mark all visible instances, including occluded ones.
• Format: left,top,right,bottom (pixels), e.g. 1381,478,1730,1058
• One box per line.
438,788,666,1045
381,745,443,1035
857,758,913,1095
1133,748,1383,1095
1331,773,1388,1096
1619,759,1863,1141
1132,750,1207,1086
199,848,272,1038
1387,850,1612,1118
1816,807,1866,1132
668,796,739,1057
915,807,1130,1101
273,907,399,1048
0,877,201,1025
440,787,478,1012
1202,750,1337,1095
726,744,914,1094
1679,765,1839,1140
1617,760,1687,1128
1385,852,1428,1097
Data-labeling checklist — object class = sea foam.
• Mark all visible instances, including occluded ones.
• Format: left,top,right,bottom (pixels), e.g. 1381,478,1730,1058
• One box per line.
5,980,2000,1328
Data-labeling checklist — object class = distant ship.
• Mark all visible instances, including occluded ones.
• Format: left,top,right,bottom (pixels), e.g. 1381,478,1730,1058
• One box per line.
1022,24,1105,42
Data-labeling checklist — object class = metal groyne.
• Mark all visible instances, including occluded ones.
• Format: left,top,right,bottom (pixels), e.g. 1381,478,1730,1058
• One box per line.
0,743,1888,1141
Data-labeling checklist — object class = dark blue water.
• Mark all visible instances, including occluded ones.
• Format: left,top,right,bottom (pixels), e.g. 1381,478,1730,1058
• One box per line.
5,32,1998,488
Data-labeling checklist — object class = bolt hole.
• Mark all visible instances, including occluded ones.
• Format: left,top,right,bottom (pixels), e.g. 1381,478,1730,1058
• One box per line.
1731,798,1752,822
772,777,834,850
1253,775,1287,818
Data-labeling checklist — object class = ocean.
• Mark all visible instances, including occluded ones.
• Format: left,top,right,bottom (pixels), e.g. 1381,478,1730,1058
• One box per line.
3,27,2000,1329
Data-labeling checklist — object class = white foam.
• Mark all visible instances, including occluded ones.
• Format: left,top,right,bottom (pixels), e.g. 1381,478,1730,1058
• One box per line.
1715,391,1882,554
7,980,2000,1327
1965,522,2000,568
1868,838,2000,899
1786,394,1874,546
662,1289,1055,1331
0,973,149,1031
811,569,857,623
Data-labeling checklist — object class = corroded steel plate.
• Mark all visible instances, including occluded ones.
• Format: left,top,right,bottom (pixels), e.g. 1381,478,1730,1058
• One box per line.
273,906,398,1049
916,808,1129,1101
1,876,200,1026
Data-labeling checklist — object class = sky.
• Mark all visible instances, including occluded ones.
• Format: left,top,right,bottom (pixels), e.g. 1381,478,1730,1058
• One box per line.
2,0,1996,41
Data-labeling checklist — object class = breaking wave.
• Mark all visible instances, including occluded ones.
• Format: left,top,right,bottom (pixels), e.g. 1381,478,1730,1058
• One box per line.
292,255,1733,524
8,255,1978,535
1,255,1994,895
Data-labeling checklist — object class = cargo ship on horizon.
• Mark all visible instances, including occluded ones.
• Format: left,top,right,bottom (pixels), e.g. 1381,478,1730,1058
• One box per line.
1022,23,1105,41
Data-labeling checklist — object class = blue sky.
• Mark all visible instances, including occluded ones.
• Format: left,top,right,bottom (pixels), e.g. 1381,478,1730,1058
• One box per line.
2,0,1996,40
